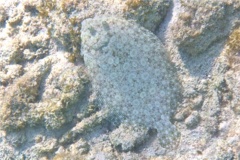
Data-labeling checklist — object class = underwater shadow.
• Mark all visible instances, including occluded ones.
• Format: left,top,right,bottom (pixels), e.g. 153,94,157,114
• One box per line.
178,39,227,78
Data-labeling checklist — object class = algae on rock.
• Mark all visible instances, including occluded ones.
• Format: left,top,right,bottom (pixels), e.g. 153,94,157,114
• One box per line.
169,0,237,55
124,0,171,32
0,55,89,131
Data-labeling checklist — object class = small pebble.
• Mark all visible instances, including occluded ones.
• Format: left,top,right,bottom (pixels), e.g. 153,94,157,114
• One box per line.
185,111,200,129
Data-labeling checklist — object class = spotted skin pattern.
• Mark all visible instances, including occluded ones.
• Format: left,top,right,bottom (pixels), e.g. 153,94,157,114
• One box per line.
81,16,182,148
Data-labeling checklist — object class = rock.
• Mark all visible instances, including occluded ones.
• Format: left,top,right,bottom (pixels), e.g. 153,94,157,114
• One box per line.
123,0,171,32
53,153,86,160
185,111,200,129
33,138,57,154
87,135,118,160
0,146,16,160
6,131,26,148
59,110,109,145
225,64,240,115
204,117,219,136
0,55,89,131
54,138,89,160
169,0,237,55
0,6,7,26
68,138,90,155
216,151,234,160
109,123,149,152
174,107,191,121
191,95,204,110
